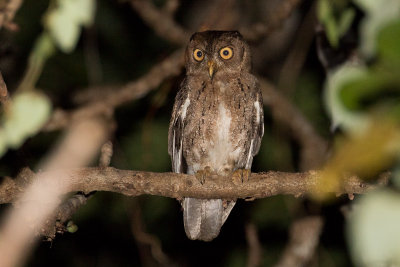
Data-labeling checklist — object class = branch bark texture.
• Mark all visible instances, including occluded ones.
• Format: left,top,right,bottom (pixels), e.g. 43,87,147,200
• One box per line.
0,167,388,204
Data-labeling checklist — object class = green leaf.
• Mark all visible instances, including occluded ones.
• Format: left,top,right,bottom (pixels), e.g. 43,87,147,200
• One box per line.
66,221,78,233
354,0,400,58
3,91,51,148
44,0,96,53
377,19,400,64
0,129,7,157
337,8,355,37
324,65,370,135
347,189,400,266
317,0,332,22
325,17,339,48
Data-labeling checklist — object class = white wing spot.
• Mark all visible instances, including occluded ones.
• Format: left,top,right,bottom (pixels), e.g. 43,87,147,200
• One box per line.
254,101,260,124
181,97,191,120
246,139,254,169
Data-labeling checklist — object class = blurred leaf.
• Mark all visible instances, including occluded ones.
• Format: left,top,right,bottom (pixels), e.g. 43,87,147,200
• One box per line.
317,0,331,21
2,91,51,152
348,189,400,266
391,167,400,189
66,221,78,233
324,64,370,134
311,120,400,200
318,0,338,48
354,0,400,58
377,18,400,64
337,8,356,37
18,33,56,91
0,130,6,156
318,0,355,48
44,0,95,53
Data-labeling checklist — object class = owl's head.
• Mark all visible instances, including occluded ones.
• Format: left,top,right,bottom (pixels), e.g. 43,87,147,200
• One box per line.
185,31,251,79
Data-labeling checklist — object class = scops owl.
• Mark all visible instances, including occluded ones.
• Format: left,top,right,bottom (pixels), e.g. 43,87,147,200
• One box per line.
168,31,264,241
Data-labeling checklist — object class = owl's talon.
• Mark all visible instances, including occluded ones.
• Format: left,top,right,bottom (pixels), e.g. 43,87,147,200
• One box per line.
232,169,251,185
242,169,250,183
195,167,212,184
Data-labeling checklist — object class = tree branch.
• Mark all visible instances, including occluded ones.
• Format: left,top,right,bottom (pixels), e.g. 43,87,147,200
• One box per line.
0,0,23,31
259,78,328,170
44,48,184,131
130,0,189,45
240,0,303,42
275,216,324,267
0,71,10,105
0,168,389,204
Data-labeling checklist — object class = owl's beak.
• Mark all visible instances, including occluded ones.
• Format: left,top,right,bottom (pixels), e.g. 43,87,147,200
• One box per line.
207,61,215,78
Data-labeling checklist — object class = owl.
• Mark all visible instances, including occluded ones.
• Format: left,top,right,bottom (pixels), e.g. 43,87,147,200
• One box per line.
168,31,264,241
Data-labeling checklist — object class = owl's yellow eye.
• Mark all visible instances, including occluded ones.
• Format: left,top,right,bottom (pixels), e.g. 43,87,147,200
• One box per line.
219,47,233,60
193,49,204,61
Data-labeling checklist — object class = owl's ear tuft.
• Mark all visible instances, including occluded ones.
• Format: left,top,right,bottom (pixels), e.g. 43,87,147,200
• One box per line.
231,31,243,39
189,32,199,42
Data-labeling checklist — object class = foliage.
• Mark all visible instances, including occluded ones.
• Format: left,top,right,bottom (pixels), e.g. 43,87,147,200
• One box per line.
318,0,400,266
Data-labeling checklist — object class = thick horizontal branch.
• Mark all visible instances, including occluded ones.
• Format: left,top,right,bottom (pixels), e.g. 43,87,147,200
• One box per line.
0,167,388,204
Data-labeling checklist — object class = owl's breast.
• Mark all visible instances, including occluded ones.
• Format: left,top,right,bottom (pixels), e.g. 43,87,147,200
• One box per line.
183,78,251,174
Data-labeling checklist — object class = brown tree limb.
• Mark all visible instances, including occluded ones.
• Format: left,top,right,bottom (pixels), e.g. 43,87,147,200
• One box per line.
130,0,189,45
44,49,185,131
278,1,317,94
0,168,389,204
0,0,23,31
240,0,303,42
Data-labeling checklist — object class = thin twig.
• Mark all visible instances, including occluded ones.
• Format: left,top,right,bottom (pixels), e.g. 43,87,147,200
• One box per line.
0,71,10,105
99,141,113,167
131,200,173,266
275,216,324,267
246,223,262,267
162,0,180,16
278,2,317,94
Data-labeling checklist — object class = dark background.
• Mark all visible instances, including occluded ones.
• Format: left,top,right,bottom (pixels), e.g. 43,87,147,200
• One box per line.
0,0,354,266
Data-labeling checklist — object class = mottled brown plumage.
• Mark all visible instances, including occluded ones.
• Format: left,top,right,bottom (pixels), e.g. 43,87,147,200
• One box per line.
168,31,264,241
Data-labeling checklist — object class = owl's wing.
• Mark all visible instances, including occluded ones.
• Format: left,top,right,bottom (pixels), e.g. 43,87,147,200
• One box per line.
246,86,264,169
168,80,190,173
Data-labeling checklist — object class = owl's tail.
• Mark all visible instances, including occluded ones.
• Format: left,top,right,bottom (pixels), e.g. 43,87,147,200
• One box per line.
183,198,236,241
